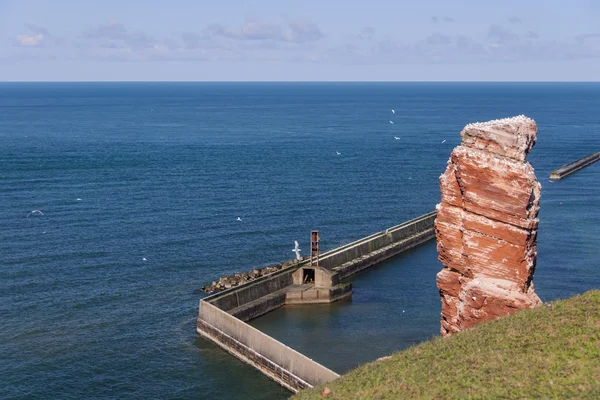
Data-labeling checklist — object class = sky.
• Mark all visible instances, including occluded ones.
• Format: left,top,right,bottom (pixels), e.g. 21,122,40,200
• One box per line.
1,0,600,81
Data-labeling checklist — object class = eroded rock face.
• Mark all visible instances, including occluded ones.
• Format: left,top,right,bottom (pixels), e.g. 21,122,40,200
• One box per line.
436,115,542,336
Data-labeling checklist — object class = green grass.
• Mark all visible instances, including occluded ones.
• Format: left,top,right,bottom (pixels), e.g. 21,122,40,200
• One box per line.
293,290,600,400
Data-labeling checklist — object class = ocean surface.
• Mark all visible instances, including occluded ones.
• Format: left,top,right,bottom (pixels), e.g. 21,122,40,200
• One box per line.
1,82,599,399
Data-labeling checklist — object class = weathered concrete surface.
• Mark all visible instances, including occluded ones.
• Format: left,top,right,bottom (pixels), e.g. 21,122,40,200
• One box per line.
207,267,296,314
321,211,436,277
202,258,306,293
285,283,352,305
436,115,542,336
230,291,287,322
549,151,600,180
197,301,339,393
332,223,435,280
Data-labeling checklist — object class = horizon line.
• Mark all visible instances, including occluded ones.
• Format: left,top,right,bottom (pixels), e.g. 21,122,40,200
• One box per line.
2,80,600,83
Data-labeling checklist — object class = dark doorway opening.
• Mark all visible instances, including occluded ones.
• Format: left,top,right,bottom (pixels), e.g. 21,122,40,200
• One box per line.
303,268,315,284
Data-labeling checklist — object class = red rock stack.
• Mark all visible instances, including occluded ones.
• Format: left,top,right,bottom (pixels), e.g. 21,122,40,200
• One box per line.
435,115,542,336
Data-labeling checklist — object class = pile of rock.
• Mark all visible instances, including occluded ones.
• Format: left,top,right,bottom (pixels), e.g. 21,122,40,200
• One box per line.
201,257,306,293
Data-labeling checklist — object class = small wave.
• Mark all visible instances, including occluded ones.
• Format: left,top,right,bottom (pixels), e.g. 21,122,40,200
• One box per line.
141,123,187,128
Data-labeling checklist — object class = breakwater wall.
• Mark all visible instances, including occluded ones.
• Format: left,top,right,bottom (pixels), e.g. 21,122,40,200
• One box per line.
550,152,600,180
321,211,436,279
197,211,436,392
197,301,339,393
206,266,299,321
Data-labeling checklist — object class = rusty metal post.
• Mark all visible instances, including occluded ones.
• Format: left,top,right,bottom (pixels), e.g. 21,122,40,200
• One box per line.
310,230,320,267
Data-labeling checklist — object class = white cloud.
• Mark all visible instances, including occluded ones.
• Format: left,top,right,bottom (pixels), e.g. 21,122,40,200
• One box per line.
202,17,323,44
7,18,600,66
358,26,375,40
508,16,523,24
283,19,324,43
14,33,44,47
241,18,283,40
327,23,600,65
431,16,455,24
487,24,519,44
81,20,156,50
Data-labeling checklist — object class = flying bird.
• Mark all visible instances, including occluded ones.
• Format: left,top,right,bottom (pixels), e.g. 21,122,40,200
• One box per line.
292,241,301,260
391,109,395,114
76,198,82,201
335,151,341,155
394,136,401,140
236,217,242,221
389,120,394,124
142,257,147,261
441,139,446,143
27,210,44,217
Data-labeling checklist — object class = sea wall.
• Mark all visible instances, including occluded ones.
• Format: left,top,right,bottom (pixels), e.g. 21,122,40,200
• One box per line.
197,301,339,393
204,211,436,316
332,229,436,280
549,152,600,180
204,263,303,321
319,211,436,277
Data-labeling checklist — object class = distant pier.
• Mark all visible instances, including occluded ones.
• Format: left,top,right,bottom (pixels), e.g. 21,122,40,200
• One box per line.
550,152,600,180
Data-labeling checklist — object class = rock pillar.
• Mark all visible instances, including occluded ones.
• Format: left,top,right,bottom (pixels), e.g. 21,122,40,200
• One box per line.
435,115,542,336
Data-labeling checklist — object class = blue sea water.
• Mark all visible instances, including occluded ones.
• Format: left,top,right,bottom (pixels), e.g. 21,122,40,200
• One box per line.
1,82,599,399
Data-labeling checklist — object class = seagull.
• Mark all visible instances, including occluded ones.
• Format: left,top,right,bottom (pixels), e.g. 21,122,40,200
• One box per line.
394,136,401,140
389,120,394,124
335,151,341,155
236,216,242,221
292,241,301,260
27,210,44,217
142,257,147,261
441,139,446,144
391,109,395,114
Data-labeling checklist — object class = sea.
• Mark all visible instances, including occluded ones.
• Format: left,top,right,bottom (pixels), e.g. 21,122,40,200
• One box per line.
1,82,599,400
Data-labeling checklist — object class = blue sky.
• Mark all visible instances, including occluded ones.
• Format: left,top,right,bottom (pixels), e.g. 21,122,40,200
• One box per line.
1,0,599,81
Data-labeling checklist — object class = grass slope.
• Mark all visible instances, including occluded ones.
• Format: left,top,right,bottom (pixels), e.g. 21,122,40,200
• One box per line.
294,290,600,400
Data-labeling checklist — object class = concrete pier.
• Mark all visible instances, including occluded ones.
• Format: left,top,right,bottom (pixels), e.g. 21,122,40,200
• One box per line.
550,152,600,180
322,212,436,279
197,211,436,392
197,301,340,392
